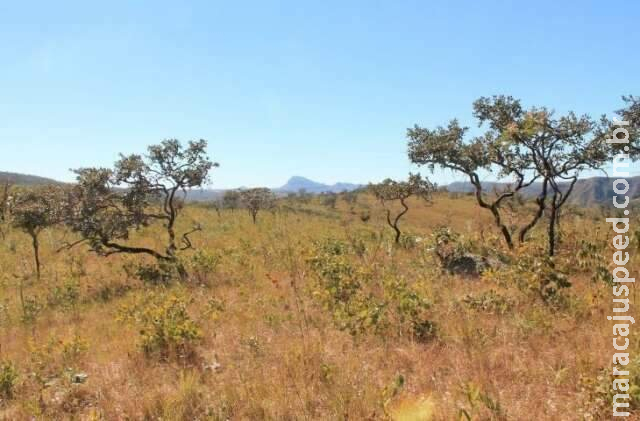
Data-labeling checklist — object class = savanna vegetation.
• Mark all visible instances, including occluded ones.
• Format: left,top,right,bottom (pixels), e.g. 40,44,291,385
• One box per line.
0,96,637,420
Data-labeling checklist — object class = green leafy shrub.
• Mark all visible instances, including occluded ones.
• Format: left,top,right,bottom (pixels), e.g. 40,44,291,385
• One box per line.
26,334,89,392
189,250,222,286
125,260,184,286
20,296,43,324
429,226,471,267
576,239,612,285
484,244,571,306
0,360,18,399
47,278,80,311
308,239,436,341
118,291,202,361
462,290,514,315
580,356,640,418
307,239,361,306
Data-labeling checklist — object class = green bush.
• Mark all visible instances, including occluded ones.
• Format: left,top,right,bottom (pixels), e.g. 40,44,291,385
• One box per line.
308,239,436,341
189,250,222,286
118,291,202,360
125,260,185,286
0,360,18,399
429,226,471,267
47,278,80,311
462,290,514,315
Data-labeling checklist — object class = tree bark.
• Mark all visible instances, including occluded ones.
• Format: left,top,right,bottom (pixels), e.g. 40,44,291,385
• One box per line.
30,232,41,280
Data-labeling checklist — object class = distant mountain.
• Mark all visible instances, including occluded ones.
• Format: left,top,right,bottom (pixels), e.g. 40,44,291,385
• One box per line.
183,189,225,202
3,169,636,207
275,176,362,194
446,176,640,207
0,171,60,186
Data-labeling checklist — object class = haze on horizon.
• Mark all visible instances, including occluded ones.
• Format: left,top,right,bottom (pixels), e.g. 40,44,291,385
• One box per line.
1,0,639,188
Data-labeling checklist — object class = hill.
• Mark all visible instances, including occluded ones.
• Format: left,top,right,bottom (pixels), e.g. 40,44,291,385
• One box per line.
0,171,60,186
275,176,362,194
447,175,640,207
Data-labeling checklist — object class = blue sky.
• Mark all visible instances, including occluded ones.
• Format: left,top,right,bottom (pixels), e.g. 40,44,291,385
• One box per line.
0,0,638,188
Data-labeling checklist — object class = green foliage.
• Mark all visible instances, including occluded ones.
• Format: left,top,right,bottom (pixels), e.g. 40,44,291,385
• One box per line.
307,239,361,306
457,382,506,420
65,139,215,261
462,290,513,315
408,95,624,255
189,249,222,286
580,356,640,418
125,260,185,286
10,185,65,278
240,188,275,223
222,190,241,211
47,278,80,311
429,226,470,266
118,291,202,360
484,245,571,305
576,239,612,285
0,360,18,399
308,238,435,341
369,174,434,244
20,295,43,325
60,335,90,367
26,334,89,391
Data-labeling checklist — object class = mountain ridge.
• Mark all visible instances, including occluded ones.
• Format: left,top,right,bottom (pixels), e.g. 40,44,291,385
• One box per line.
447,175,640,206
275,176,363,194
0,171,61,186
2,171,637,206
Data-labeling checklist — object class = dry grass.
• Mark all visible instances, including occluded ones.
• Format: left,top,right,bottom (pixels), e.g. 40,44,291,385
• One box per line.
0,193,636,420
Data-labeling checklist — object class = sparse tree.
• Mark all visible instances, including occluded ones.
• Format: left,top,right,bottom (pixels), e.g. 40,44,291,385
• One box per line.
11,186,64,279
222,190,241,212
370,174,434,243
64,140,216,269
408,95,628,256
240,188,275,224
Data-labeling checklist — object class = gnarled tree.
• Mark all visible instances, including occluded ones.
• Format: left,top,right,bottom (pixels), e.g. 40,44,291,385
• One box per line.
408,95,624,256
370,174,434,243
64,139,216,267
408,99,540,250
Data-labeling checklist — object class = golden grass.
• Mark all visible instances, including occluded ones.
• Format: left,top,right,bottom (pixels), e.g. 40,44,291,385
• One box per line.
0,193,636,420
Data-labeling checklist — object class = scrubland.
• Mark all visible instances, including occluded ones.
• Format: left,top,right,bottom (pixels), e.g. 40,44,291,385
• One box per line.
0,193,637,420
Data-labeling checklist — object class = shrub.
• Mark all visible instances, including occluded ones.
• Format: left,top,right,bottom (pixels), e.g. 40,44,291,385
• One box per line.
0,360,18,399
462,290,514,315
189,250,222,286
118,292,202,361
429,226,470,267
580,356,640,418
47,278,80,311
308,239,436,341
20,295,43,325
125,260,184,286
483,244,571,306
307,239,361,306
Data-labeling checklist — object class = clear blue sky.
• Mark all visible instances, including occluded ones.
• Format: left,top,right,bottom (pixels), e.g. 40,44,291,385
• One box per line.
1,0,638,188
